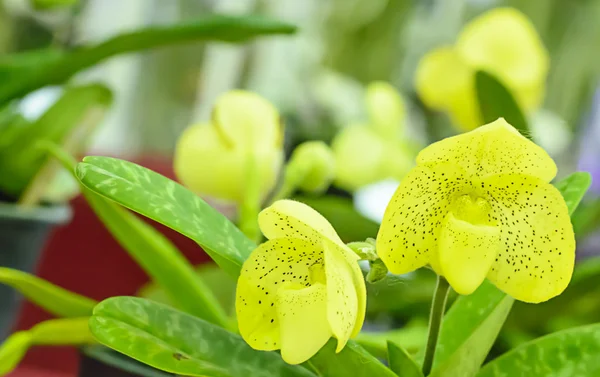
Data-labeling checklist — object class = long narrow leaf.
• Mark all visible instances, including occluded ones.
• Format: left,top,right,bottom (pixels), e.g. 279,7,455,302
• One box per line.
0,15,296,104
47,144,230,327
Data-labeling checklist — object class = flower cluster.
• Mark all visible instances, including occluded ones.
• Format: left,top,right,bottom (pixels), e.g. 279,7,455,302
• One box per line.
416,8,549,131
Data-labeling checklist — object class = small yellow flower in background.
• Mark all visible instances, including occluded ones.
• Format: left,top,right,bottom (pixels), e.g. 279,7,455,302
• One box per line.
376,118,575,303
236,200,366,364
174,90,283,203
332,81,415,191
416,8,549,131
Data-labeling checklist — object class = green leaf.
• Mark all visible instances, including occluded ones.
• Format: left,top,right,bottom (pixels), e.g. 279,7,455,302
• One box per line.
477,324,600,377
387,341,423,377
429,281,514,377
0,317,94,376
572,198,600,237
75,157,255,277
554,172,592,215
0,15,296,104
0,84,112,197
46,144,230,327
475,70,529,137
0,267,96,317
89,296,315,377
308,339,398,377
138,263,237,316
82,345,173,377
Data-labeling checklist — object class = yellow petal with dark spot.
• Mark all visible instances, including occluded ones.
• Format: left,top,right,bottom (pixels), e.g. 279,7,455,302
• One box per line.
277,283,332,364
417,118,557,182
236,238,323,350
376,163,468,275
322,238,359,352
438,212,500,295
258,200,345,245
483,174,575,303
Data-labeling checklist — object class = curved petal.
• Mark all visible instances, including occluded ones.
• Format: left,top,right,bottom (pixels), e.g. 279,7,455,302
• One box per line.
456,7,549,111
417,118,557,182
236,238,323,350
438,212,500,295
322,239,363,351
365,81,405,139
415,46,473,111
258,200,345,245
212,90,282,151
483,174,575,303
376,163,468,275
277,283,332,364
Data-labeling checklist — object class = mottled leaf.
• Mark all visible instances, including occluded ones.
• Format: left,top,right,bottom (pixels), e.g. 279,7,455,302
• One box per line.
82,345,173,377
76,156,255,277
90,296,315,377
45,143,229,326
308,339,397,377
387,341,423,377
554,172,592,215
429,281,514,377
477,324,600,377
356,324,427,359
0,15,296,104
475,70,529,137
0,267,96,317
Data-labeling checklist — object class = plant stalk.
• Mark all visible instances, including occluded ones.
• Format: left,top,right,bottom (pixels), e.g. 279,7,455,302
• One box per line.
422,275,451,376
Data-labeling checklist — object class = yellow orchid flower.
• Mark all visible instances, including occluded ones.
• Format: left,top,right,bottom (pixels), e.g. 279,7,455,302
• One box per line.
332,81,414,191
416,8,549,131
376,118,575,303
236,200,366,364
174,90,283,203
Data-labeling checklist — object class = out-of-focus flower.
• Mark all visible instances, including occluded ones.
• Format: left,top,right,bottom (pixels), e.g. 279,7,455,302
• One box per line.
174,90,283,204
236,200,366,364
416,8,549,131
377,118,575,303
285,141,336,195
332,81,415,191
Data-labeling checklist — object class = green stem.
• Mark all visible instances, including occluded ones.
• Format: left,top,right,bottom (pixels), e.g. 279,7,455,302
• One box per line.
422,276,451,376
239,152,262,243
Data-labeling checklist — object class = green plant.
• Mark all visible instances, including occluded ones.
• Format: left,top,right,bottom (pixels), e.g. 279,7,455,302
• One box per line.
0,10,296,206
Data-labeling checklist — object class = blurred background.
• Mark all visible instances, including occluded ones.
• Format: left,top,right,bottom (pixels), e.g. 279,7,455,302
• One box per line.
1,0,600,375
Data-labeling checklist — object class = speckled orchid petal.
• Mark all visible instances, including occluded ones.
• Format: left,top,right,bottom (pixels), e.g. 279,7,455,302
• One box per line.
277,283,332,365
258,199,344,245
236,238,323,351
376,163,468,275
483,174,575,303
212,90,282,151
238,200,367,363
417,118,557,182
438,212,500,295
322,238,359,352
456,7,549,111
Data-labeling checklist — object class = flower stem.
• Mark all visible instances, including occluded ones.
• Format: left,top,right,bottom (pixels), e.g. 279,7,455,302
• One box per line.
422,275,451,376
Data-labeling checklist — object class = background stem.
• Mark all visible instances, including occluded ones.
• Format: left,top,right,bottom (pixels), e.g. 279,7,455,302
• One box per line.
422,275,451,376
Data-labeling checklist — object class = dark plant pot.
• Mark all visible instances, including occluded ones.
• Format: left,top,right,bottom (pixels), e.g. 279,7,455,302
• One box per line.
79,345,173,377
0,201,72,339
